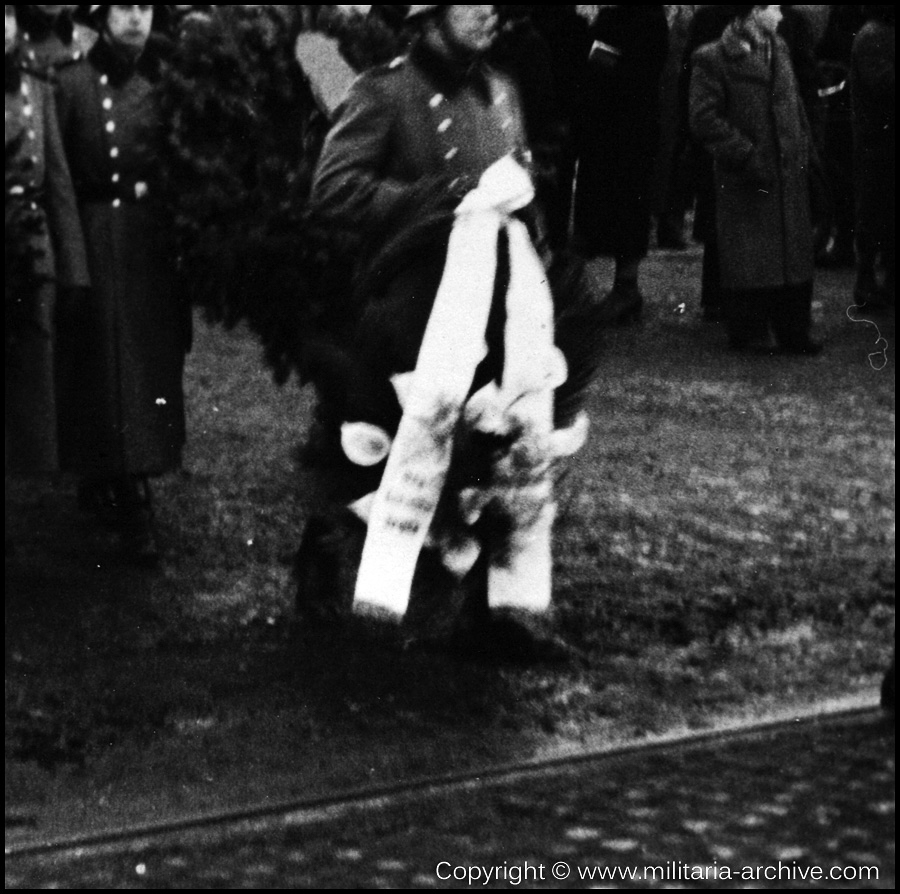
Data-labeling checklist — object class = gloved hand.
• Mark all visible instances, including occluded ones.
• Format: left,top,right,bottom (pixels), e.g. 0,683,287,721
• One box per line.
743,151,775,191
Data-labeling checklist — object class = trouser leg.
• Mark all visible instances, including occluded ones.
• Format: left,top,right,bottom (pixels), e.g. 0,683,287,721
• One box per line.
724,286,769,348
770,281,814,351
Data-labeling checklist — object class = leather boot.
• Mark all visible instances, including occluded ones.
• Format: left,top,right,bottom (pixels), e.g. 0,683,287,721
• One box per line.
118,477,160,567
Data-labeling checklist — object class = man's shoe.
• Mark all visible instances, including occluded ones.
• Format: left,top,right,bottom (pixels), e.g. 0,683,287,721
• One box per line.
120,510,160,567
657,232,688,251
77,479,122,528
816,242,855,269
121,527,161,567
446,613,581,666
853,271,880,307
598,284,644,326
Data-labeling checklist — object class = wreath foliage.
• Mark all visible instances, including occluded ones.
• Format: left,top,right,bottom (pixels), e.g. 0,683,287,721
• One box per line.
155,6,407,385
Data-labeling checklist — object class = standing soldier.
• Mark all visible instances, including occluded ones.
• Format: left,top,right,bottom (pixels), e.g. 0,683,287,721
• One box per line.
54,4,187,565
15,5,96,72
5,4,89,478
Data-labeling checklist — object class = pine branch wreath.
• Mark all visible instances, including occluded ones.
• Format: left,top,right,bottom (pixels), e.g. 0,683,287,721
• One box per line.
155,6,408,386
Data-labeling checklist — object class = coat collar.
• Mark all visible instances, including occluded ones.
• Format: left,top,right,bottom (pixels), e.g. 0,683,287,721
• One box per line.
721,19,772,60
720,19,775,81
409,37,492,102
88,33,167,87
89,35,142,86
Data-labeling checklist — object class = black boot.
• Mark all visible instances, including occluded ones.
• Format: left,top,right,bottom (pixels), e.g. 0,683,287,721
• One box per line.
77,477,122,528
816,238,855,269
657,218,687,251
854,267,880,306
598,281,644,326
294,511,364,627
118,477,160,567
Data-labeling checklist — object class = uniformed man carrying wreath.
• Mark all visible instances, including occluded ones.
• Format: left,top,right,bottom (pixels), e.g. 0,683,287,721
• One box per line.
303,6,601,662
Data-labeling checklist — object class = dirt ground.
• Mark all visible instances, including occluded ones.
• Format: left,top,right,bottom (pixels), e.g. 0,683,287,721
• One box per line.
5,245,895,842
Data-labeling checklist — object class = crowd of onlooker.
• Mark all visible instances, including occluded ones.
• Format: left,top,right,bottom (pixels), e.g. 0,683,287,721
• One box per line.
5,6,896,569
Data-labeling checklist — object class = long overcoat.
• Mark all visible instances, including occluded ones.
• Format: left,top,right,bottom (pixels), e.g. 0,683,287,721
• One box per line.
850,17,894,257
55,40,186,477
5,68,89,473
572,5,669,259
690,26,815,292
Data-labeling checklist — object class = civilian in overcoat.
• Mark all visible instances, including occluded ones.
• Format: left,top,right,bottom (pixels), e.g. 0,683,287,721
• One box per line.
55,4,186,562
690,5,821,354
850,5,894,308
6,4,89,474
571,4,668,321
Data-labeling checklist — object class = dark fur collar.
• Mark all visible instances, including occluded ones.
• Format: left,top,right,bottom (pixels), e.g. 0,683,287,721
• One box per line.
88,33,169,87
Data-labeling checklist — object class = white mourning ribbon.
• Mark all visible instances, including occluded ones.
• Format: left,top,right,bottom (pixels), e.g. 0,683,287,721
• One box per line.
353,156,556,620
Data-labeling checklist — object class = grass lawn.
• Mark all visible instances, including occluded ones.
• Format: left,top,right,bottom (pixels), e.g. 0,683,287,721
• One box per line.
5,245,894,839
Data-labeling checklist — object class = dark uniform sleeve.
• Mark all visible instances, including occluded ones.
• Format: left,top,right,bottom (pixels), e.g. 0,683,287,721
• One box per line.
311,72,421,234
43,79,90,288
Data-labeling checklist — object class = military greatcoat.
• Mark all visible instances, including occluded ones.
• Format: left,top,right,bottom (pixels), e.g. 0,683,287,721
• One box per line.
55,39,186,477
312,39,530,243
312,39,532,390
5,66,89,473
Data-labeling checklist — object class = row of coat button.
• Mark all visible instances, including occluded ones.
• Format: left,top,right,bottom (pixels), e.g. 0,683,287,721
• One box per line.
98,72,147,206
5,80,41,199
427,88,515,167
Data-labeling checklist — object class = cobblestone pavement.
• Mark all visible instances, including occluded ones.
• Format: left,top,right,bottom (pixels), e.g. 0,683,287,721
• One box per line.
6,712,894,889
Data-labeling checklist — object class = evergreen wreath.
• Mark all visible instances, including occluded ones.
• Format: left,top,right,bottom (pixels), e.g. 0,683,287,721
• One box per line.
154,6,408,387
